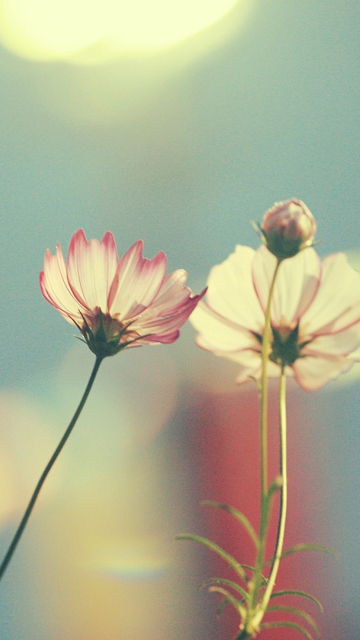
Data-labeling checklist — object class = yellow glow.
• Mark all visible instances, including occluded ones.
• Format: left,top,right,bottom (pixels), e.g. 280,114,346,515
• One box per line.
0,0,244,62
82,536,169,579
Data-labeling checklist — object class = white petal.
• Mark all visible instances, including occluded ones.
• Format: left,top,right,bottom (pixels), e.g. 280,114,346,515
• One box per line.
252,246,321,327
303,321,360,357
190,301,259,352
232,349,262,384
349,345,360,361
300,253,360,335
232,350,283,384
205,245,265,333
292,355,354,391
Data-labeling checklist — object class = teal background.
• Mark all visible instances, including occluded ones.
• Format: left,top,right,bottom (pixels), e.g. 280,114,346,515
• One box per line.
0,1,359,638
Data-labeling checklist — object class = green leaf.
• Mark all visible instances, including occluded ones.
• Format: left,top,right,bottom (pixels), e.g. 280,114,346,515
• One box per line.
201,501,259,549
261,477,282,527
216,597,230,618
266,605,320,636
200,577,248,601
267,476,283,497
176,534,247,581
270,590,324,613
281,542,337,560
261,621,314,640
266,542,337,566
208,585,246,620
240,564,268,584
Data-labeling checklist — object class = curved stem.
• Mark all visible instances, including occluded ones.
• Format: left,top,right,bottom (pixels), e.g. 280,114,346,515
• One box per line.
253,367,288,628
0,356,103,582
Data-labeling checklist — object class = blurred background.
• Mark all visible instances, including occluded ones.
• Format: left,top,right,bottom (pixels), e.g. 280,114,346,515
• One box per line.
0,0,360,638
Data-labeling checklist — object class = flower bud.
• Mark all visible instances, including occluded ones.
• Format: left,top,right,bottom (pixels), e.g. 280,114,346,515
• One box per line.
260,198,316,260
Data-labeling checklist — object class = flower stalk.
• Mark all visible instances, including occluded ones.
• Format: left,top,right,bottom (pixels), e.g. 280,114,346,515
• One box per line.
245,258,282,634
0,356,103,582
187,201,346,638
250,367,288,632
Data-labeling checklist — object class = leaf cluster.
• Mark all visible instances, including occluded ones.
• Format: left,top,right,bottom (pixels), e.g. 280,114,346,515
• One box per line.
176,501,332,640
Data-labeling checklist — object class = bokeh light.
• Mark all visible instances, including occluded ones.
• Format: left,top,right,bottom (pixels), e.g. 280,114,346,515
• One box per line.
0,391,59,527
0,0,251,62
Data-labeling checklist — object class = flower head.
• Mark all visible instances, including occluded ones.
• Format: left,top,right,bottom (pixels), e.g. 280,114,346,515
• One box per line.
40,229,205,358
190,244,360,390
260,198,316,260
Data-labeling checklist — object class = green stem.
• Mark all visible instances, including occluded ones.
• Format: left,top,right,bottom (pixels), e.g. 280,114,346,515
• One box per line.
260,259,281,499
252,367,288,629
247,259,281,623
0,356,103,582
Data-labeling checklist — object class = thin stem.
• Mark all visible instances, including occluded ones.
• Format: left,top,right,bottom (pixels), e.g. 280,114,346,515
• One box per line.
247,259,281,623
0,356,103,582
253,367,288,627
260,259,281,499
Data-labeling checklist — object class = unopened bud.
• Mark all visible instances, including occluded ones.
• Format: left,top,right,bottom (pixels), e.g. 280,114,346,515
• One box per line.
260,198,316,260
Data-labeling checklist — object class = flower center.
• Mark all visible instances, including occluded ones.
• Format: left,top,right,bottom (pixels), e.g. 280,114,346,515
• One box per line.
80,309,140,358
253,324,311,368
270,324,301,367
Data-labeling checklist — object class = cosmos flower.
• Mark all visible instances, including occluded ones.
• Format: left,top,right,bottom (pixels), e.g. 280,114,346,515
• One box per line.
40,229,205,358
190,244,360,391
260,198,317,260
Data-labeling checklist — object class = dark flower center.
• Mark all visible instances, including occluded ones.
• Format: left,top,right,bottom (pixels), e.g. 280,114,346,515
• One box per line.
270,325,301,367
78,309,141,358
253,324,311,368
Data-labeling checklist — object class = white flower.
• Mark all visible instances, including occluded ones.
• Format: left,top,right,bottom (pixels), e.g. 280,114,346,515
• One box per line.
190,245,360,390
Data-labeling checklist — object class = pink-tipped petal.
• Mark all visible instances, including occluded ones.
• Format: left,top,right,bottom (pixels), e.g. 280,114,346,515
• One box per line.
109,241,167,319
40,245,87,323
144,269,194,316
66,229,118,312
138,330,181,345
137,291,205,339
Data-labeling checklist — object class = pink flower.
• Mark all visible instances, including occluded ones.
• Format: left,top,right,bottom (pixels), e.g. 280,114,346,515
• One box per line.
190,245,360,391
260,198,316,260
40,229,206,358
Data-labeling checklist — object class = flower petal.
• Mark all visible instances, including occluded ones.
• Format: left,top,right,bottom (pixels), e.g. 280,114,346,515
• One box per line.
303,321,360,357
232,349,262,384
292,355,354,390
66,229,118,312
205,245,265,333
135,291,206,343
224,349,282,384
109,241,167,319
300,253,360,336
190,301,258,352
141,269,195,316
40,245,88,323
252,246,321,327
